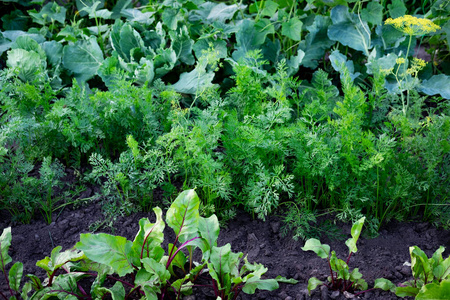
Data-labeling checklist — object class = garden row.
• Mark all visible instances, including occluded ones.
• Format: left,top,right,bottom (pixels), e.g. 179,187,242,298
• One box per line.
1,190,449,299
1,0,449,236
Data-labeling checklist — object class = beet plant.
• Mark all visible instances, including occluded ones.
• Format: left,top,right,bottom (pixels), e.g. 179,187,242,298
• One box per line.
378,245,450,299
0,227,24,300
1,190,287,300
301,217,388,295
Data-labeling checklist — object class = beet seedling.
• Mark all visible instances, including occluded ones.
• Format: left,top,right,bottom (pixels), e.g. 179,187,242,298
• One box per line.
378,245,450,299
301,217,389,295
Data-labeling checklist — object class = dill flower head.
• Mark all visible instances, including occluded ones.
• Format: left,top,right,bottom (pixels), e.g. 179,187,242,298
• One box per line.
407,57,427,76
396,57,406,65
385,15,441,36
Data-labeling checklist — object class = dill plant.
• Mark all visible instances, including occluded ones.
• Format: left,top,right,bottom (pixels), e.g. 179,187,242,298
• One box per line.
384,15,440,116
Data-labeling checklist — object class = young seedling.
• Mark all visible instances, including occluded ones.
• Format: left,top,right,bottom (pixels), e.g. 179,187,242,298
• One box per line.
0,227,27,300
301,217,390,296
378,245,450,299
2,189,290,300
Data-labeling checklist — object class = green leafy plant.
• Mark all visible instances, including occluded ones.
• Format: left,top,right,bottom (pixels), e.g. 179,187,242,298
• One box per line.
37,156,66,224
0,227,25,300
379,245,450,298
301,217,387,295
0,190,289,300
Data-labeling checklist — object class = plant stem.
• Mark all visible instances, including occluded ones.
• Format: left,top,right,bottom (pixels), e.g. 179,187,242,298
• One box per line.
327,258,335,286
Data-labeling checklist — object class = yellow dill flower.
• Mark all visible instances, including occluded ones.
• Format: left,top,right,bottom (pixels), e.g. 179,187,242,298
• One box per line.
381,68,394,75
396,57,406,65
385,15,440,36
412,57,426,68
407,57,427,76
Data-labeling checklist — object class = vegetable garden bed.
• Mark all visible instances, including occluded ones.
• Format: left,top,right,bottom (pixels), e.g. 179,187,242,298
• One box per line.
1,0,450,298
1,188,449,300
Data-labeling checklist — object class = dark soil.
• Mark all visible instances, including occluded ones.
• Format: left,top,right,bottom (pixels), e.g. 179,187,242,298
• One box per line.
1,189,449,300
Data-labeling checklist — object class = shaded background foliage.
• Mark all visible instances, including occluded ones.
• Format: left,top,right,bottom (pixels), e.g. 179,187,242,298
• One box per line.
0,0,449,238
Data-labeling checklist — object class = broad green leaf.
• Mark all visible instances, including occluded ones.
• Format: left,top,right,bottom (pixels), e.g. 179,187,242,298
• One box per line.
287,47,305,76
154,47,177,77
299,15,334,69
431,246,445,266
112,0,133,19
1,10,29,31
26,274,42,290
416,280,450,300
328,6,371,55
206,3,242,23
167,243,186,271
76,0,105,17
62,36,104,82
29,2,66,25
242,277,278,294
171,68,215,95
162,8,182,31
0,227,12,273
166,189,200,243
21,281,32,300
388,0,407,19
275,275,298,284
197,215,220,254
121,8,154,25
281,17,303,41
141,257,171,283
232,19,267,61
411,246,432,280
193,39,227,60
11,35,45,59
329,49,360,81
8,262,23,292
349,268,363,281
34,273,85,300
36,246,85,273
111,20,145,63
307,277,323,295
395,286,420,297
254,19,275,46
419,74,450,99
6,48,45,82
361,2,383,26
132,208,165,264
262,38,281,64
95,281,125,300
433,257,450,280
354,277,368,291
330,251,349,279
301,238,330,259
98,55,122,88
82,260,114,296
0,31,45,55
142,285,158,300
345,217,365,254
76,233,134,276
171,275,193,294
374,278,396,292
93,9,112,20
210,244,242,277
366,53,397,75
133,57,155,86
42,41,63,67
261,1,279,17
170,26,195,65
